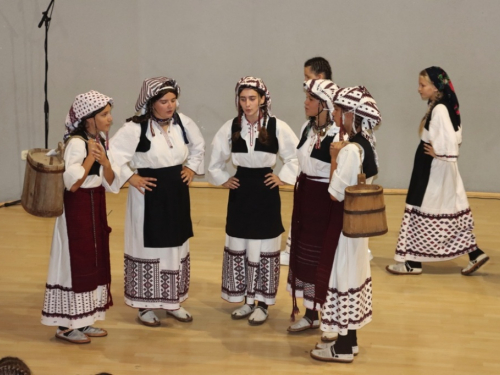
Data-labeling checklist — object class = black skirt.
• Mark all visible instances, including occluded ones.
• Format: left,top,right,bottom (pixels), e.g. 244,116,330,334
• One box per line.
226,166,285,240
138,165,193,248
406,141,434,207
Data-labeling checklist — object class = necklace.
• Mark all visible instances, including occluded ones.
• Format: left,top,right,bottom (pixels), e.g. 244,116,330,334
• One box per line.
151,113,172,124
312,121,332,137
84,130,100,142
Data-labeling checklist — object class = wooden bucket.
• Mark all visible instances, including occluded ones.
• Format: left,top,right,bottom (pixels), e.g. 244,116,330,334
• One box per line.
21,148,65,218
343,174,388,238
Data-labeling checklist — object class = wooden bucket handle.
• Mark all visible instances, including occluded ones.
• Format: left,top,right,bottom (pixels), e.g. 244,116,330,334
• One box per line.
349,142,366,185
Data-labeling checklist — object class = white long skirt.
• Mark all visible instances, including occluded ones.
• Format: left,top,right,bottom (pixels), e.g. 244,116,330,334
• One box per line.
123,185,190,310
395,159,477,262
320,235,372,336
41,210,109,329
221,235,281,305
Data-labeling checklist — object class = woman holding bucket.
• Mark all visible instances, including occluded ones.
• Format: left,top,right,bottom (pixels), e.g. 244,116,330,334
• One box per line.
386,67,489,275
208,76,299,325
110,77,205,326
309,86,381,363
41,91,120,344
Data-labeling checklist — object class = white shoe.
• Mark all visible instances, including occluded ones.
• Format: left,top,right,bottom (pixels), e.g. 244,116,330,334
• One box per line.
55,328,91,344
462,253,489,275
138,309,161,327
287,316,320,332
315,342,359,356
386,262,422,275
248,306,268,326
167,307,193,322
80,326,107,337
231,304,255,320
321,331,338,342
310,345,354,363
280,250,290,266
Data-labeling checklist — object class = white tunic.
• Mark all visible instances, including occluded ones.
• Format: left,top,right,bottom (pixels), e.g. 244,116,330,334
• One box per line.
41,136,120,329
109,113,205,310
208,116,299,186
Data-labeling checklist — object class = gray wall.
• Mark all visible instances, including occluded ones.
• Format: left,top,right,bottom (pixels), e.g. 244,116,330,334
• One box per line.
2,0,499,202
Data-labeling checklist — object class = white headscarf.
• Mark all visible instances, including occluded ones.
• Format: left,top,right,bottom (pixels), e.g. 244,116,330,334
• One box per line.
64,90,113,141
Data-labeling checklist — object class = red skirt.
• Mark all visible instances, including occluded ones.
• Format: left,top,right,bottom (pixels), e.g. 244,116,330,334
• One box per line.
64,186,112,297
289,173,343,310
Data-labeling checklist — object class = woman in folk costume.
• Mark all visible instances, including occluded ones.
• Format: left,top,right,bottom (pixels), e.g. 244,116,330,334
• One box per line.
41,91,120,344
387,67,489,275
310,86,381,363
280,57,335,267
287,79,348,341
208,76,299,325
109,77,205,326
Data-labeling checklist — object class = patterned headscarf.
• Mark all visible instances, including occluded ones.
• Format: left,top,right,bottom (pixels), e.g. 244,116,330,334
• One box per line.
64,90,113,141
304,78,340,115
333,86,382,167
135,76,180,114
333,86,381,130
235,76,271,114
424,66,460,130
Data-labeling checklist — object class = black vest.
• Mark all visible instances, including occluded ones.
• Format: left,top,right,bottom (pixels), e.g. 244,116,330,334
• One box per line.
231,116,279,154
349,133,378,179
297,125,335,164
135,112,188,153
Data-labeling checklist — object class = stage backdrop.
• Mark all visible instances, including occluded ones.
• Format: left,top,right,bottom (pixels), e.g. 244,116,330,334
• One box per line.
2,0,499,202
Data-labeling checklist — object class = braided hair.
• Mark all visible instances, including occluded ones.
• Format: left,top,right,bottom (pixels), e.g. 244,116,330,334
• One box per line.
304,57,332,80
232,87,270,145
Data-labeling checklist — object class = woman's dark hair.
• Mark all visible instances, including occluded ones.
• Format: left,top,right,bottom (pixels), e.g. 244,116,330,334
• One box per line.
233,87,270,145
127,88,178,123
0,356,32,375
304,57,332,80
68,103,111,139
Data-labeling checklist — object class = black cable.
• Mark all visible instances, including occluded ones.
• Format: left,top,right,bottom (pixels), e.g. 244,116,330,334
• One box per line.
0,200,21,209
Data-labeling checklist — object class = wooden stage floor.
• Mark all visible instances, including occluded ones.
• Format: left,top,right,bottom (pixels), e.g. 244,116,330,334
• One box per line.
0,187,499,374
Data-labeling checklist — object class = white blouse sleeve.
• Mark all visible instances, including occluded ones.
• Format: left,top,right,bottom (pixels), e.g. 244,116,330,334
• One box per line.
108,121,141,187
428,104,459,162
181,114,205,175
207,121,232,186
328,144,362,202
63,138,87,190
276,119,299,185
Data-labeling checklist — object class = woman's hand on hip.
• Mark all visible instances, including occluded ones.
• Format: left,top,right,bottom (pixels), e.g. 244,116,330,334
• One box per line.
264,173,284,189
181,166,195,185
128,174,157,195
222,177,240,189
423,143,436,158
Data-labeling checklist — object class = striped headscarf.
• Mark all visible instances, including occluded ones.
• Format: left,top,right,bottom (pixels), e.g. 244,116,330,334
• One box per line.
235,76,271,114
135,77,180,114
64,90,113,141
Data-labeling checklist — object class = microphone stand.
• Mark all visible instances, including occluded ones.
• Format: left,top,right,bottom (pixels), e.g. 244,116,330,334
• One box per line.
38,0,55,149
